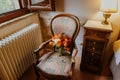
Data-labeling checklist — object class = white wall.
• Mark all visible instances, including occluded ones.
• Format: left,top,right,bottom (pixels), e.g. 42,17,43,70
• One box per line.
40,0,120,55
55,0,120,25
39,0,120,76
55,0,101,24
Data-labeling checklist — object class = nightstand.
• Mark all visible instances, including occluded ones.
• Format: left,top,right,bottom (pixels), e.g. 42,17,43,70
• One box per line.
80,20,112,74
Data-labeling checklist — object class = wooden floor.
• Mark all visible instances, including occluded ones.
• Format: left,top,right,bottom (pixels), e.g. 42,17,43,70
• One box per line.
19,57,112,80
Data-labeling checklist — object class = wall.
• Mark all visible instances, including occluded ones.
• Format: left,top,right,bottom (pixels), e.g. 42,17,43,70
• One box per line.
39,0,120,76
39,0,101,40
0,12,43,52
39,0,120,54
56,0,101,24
0,13,42,41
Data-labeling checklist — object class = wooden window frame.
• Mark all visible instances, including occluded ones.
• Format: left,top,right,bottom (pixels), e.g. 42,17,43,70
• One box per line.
0,0,29,23
0,0,55,23
27,0,55,11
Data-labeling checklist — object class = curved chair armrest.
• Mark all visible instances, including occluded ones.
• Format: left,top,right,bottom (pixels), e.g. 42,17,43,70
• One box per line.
71,47,78,64
34,39,51,62
34,39,51,53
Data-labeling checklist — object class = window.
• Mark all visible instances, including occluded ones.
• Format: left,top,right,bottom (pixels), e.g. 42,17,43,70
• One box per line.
0,0,55,23
31,0,44,4
0,0,28,23
0,0,20,14
28,0,55,11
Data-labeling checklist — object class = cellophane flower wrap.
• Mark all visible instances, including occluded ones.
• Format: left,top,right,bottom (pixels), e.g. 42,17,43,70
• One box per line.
49,33,72,56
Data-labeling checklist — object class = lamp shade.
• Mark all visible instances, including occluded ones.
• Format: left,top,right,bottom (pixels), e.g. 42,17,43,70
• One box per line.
100,0,118,13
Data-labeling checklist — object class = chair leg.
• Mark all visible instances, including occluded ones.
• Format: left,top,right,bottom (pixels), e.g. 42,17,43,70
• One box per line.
33,64,40,80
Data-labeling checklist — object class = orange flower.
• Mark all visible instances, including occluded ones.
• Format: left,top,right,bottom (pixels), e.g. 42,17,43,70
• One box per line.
56,41,62,47
49,41,55,47
49,32,72,51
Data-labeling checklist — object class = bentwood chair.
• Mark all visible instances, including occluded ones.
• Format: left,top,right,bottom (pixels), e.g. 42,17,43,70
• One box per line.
34,13,80,80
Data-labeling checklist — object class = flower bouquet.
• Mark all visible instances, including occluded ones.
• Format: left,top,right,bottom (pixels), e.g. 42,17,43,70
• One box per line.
49,32,72,56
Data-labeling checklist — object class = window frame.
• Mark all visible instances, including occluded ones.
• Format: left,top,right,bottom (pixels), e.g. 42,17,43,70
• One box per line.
0,0,55,23
0,0,29,23
27,0,55,11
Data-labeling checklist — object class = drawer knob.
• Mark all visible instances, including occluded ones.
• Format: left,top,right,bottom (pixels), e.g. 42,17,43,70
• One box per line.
95,33,97,36
92,47,95,50
92,53,94,55
93,42,96,44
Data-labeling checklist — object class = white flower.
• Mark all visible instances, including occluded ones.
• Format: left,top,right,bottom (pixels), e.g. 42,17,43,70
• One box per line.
52,38,60,45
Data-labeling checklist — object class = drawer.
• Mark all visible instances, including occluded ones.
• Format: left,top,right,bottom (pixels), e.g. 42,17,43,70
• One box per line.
85,38,106,53
85,29,110,39
84,51,102,67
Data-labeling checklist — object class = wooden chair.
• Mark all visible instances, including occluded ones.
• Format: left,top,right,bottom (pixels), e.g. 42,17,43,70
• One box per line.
34,14,80,80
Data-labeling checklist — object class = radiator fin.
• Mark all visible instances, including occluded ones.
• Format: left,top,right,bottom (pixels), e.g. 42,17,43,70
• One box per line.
0,23,42,80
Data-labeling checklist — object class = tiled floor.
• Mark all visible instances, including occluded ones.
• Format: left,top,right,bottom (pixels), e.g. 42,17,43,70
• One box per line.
20,27,112,80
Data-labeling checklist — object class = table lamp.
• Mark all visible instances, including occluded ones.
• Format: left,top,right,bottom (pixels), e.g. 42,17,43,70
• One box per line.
100,0,118,25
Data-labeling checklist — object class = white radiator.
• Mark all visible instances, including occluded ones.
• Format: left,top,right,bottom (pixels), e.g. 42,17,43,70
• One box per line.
0,23,42,80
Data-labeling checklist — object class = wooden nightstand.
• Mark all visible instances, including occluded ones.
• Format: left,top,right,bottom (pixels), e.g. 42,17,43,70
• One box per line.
80,20,112,74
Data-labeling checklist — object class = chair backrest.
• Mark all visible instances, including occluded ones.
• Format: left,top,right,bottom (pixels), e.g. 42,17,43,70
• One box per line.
50,14,80,42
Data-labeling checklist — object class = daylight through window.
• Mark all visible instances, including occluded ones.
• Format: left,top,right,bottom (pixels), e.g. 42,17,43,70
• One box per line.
0,0,20,14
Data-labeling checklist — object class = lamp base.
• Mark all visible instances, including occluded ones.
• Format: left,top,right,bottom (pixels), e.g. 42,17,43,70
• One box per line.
102,12,111,25
102,20,109,25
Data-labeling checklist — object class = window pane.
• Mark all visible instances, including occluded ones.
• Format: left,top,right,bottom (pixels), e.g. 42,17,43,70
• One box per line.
31,0,44,4
0,0,20,14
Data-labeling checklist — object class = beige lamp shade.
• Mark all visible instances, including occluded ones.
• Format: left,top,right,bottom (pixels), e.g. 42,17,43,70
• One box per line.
100,0,118,13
